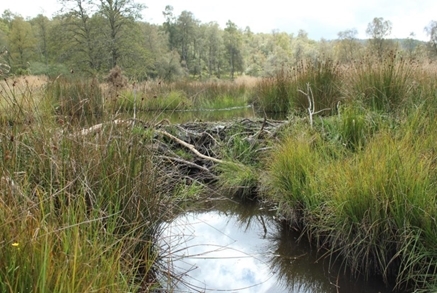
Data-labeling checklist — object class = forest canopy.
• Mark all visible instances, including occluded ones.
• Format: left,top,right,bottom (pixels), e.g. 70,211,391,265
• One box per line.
0,2,436,80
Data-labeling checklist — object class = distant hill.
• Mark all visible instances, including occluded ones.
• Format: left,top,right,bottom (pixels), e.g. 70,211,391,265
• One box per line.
352,38,427,50
392,38,427,50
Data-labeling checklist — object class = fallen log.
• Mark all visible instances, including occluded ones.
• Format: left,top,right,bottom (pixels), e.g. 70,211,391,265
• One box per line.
156,129,225,164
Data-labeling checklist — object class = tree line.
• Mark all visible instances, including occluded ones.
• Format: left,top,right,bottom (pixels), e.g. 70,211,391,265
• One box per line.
1,1,437,80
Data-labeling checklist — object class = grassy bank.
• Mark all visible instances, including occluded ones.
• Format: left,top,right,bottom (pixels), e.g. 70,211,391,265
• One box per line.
111,76,255,113
262,58,437,291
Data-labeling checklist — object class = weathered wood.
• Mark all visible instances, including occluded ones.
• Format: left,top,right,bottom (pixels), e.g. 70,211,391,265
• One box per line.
157,155,211,173
156,129,225,164
73,117,289,190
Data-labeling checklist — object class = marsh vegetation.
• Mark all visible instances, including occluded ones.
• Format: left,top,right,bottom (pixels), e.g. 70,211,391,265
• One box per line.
2,4,437,291
1,52,437,292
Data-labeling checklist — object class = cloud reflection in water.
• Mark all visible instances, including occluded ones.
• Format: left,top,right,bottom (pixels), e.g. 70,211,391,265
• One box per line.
160,210,303,292
158,207,393,293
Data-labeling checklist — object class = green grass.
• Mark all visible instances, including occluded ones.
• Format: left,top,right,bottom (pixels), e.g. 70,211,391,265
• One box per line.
216,128,264,199
2,58,437,292
255,59,342,115
217,162,259,199
265,100,437,291
45,76,104,125
344,52,415,112
114,90,192,112
120,78,253,113
0,82,174,292
255,66,292,113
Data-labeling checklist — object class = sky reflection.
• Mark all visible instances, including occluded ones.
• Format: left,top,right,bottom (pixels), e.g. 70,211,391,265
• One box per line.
160,211,313,292
158,209,393,293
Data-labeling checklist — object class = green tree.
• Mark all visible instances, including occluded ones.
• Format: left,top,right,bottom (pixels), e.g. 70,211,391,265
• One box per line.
242,28,265,76
98,0,145,68
157,50,185,81
204,22,224,78
193,23,207,77
425,20,437,57
263,31,293,75
290,30,318,65
0,10,15,73
175,10,199,74
318,38,334,59
30,14,51,64
8,16,36,73
117,21,151,79
58,0,103,73
139,22,168,79
162,5,177,50
366,17,392,58
1,10,15,28
336,28,360,62
0,17,9,50
224,20,243,79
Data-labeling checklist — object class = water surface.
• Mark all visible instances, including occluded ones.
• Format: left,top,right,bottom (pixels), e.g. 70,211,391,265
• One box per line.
159,201,393,293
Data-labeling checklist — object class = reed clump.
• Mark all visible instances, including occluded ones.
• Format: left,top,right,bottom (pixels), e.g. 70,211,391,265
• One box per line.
265,99,437,291
45,76,103,124
255,59,342,115
112,78,251,113
115,89,192,112
0,83,174,292
344,52,416,112
216,130,262,199
140,78,251,109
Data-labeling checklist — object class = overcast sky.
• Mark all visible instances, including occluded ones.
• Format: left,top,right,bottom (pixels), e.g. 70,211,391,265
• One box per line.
1,0,436,41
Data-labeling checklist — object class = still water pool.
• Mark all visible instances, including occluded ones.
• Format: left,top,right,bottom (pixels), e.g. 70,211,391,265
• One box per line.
158,201,393,293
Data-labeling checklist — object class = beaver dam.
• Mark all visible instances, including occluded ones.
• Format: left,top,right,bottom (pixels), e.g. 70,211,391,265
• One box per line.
76,116,407,292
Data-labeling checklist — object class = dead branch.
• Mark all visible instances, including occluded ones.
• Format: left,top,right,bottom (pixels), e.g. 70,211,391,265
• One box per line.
156,130,224,164
298,83,330,128
157,155,211,173
75,119,133,136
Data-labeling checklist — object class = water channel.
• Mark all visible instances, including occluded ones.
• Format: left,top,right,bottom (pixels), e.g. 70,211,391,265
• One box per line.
158,199,394,293
153,106,396,292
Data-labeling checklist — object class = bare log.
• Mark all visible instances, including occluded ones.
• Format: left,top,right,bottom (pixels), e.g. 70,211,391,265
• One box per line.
156,130,224,164
157,155,211,173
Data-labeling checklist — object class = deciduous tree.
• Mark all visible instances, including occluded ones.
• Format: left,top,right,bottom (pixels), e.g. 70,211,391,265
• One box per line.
224,20,243,79
336,28,360,62
175,10,199,74
162,5,177,50
366,17,392,58
58,0,103,73
204,22,224,78
98,0,145,68
30,14,51,64
8,16,36,73
425,20,437,57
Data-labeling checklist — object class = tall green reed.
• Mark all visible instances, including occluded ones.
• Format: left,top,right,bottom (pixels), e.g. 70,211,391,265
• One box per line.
0,83,172,292
45,76,104,125
344,52,416,112
265,103,437,291
255,59,342,115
